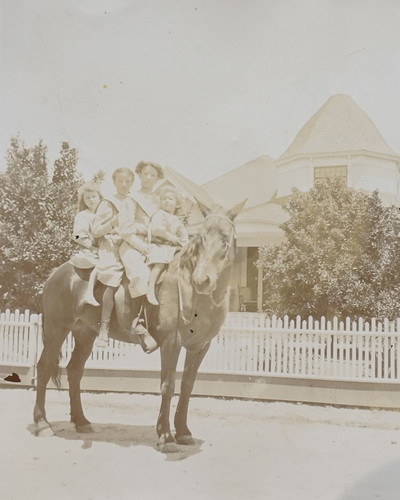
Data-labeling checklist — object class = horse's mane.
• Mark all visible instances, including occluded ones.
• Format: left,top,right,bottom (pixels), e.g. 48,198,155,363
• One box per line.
179,234,200,271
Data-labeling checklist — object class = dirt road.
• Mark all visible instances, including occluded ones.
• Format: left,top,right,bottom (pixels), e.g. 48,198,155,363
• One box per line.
1,387,400,500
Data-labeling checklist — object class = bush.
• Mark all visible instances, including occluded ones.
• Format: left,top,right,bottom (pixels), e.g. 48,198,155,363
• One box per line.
257,179,400,321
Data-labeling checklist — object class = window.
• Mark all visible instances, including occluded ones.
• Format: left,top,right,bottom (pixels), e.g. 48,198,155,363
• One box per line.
314,166,347,185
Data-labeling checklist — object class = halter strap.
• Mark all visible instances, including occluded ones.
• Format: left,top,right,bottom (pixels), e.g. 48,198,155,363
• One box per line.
177,213,235,324
201,213,236,257
177,259,226,325
204,213,235,227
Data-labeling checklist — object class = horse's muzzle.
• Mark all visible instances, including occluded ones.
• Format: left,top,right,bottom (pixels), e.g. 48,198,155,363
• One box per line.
192,273,215,294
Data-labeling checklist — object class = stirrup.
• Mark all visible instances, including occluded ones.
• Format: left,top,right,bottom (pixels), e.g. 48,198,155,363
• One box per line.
131,301,158,354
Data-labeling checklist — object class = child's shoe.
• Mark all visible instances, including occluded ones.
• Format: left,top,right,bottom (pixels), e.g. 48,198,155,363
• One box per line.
146,289,159,306
83,293,100,307
132,319,158,354
96,320,110,349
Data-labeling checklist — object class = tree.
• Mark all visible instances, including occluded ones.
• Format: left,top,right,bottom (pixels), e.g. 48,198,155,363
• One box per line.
45,142,83,267
0,138,50,310
91,169,105,185
0,138,82,312
257,179,400,321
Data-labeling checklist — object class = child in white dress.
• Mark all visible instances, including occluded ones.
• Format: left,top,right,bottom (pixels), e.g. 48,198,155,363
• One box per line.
146,186,189,305
69,182,102,305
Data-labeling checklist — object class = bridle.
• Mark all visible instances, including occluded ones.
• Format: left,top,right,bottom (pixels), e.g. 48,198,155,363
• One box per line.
178,213,236,324
197,213,236,288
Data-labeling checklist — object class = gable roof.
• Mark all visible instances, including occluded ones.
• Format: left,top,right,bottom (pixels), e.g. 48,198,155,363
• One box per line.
278,94,398,161
153,166,216,231
156,166,215,207
202,154,276,210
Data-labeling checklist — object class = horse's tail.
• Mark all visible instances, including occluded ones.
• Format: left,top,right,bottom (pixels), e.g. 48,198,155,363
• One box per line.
50,353,62,391
41,316,63,391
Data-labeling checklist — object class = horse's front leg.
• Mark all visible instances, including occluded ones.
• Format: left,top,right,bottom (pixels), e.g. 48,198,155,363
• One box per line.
174,342,210,445
157,332,181,453
67,324,96,432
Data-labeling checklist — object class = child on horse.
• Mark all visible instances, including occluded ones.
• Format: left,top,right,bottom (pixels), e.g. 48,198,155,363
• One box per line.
69,182,102,304
91,167,135,348
119,161,164,353
146,186,188,305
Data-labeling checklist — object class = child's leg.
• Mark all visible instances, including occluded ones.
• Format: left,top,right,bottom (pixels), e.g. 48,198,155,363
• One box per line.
96,286,116,348
146,263,165,306
83,267,100,306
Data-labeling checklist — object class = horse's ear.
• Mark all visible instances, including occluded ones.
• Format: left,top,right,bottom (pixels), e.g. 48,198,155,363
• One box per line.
195,197,211,218
227,198,247,220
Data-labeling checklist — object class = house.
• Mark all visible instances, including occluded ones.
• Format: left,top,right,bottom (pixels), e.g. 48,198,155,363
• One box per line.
275,94,400,206
202,155,287,312
202,94,400,312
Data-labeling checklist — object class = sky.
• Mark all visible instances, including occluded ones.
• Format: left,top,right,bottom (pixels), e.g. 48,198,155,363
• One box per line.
1,0,400,186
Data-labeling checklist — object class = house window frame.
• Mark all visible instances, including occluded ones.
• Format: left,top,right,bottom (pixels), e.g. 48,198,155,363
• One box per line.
314,165,347,185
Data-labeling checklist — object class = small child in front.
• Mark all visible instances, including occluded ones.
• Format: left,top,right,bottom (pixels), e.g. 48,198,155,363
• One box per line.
146,186,189,305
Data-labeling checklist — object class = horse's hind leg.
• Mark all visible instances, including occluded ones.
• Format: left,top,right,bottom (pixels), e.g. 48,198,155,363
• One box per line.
67,321,96,432
33,327,69,437
174,342,210,445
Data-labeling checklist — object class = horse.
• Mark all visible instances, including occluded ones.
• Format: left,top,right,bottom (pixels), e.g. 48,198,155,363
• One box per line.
33,198,246,452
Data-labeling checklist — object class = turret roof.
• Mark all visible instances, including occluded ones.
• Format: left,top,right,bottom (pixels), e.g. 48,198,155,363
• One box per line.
278,94,398,160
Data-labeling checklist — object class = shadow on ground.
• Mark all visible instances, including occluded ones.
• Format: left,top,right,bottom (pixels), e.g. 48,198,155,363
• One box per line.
26,421,204,461
340,457,400,500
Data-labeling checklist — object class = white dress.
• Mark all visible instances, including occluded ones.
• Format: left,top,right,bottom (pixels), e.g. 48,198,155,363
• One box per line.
119,190,160,298
147,209,189,265
69,209,99,269
92,195,125,287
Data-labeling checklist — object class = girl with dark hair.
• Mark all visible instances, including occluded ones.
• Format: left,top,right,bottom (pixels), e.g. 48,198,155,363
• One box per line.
119,161,164,353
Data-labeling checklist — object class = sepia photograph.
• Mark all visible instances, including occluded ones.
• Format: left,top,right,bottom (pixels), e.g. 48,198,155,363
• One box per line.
1,1,400,499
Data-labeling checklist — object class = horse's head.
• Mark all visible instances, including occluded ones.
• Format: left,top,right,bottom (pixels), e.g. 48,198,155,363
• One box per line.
189,198,247,295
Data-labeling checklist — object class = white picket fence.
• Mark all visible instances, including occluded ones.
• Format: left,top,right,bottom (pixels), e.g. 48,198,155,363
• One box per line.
1,309,400,383
212,313,400,382
0,309,42,367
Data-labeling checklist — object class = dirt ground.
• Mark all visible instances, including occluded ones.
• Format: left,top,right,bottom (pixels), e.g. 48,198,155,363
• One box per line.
1,387,400,500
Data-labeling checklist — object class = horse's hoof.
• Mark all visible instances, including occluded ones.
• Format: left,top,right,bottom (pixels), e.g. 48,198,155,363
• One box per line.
35,420,55,437
175,434,195,446
75,423,94,433
157,434,179,453
158,441,179,453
